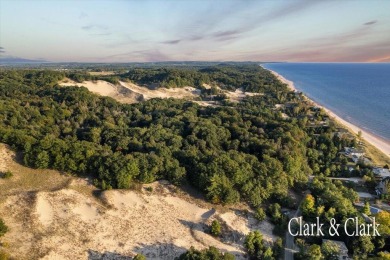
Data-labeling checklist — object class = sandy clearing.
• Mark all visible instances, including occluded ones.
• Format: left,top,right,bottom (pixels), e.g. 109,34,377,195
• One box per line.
60,80,117,96
35,193,54,227
224,87,263,102
119,81,201,101
220,212,277,243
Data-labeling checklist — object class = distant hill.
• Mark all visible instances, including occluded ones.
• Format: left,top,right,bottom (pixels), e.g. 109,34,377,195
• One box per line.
0,56,49,64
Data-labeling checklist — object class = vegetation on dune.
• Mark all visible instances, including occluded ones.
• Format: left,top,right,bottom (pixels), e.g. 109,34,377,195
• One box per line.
210,220,221,237
177,246,235,260
0,218,8,237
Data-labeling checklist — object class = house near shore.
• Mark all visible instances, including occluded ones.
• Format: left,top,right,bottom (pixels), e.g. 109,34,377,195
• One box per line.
376,176,390,196
373,167,390,179
354,157,373,165
322,239,349,260
344,147,365,157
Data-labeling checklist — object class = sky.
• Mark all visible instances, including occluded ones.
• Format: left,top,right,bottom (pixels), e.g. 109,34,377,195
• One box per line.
1,0,390,62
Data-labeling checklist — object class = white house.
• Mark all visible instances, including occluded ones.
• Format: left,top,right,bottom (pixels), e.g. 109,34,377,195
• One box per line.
373,167,390,179
344,147,365,158
376,176,390,196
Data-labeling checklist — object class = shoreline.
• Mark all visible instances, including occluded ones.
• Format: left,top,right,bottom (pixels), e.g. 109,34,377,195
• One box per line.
267,68,390,160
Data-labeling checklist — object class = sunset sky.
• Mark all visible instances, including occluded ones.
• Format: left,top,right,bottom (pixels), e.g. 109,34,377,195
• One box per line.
1,0,390,62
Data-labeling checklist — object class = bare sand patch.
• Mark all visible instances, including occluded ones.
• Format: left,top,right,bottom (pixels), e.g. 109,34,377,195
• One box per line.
59,80,117,96
35,193,54,227
119,81,200,101
224,87,263,102
59,79,142,104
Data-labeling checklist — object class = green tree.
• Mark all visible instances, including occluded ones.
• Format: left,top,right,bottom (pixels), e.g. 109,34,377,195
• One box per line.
177,246,235,260
211,220,222,237
254,208,266,222
244,231,273,259
362,201,371,216
321,240,340,260
272,238,283,259
301,194,315,218
133,254,146,260
353,236,374,258
306,244,322,260
376,211,390,235
35,150,50,169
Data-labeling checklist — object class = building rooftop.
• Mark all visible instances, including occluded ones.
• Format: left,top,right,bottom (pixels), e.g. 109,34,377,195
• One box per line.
373,167,390,178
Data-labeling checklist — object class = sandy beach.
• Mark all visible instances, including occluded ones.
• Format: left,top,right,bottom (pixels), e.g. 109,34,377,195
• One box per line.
268,68,390,159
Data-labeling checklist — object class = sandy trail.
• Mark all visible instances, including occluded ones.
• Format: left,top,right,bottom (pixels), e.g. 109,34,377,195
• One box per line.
268,69,390,159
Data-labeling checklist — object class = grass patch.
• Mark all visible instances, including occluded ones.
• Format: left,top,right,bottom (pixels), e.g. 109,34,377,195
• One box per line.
364,141,390,166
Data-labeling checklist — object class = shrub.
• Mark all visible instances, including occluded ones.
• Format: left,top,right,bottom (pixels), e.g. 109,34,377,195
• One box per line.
144,186,153,192
0,250,10,260
133,254,146,260
0,219,8,237
0,171,13,179
254,208,266,222
211,220,221,237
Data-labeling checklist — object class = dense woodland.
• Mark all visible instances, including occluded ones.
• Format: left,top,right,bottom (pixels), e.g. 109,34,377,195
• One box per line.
0,66,309,207
0,65,388,258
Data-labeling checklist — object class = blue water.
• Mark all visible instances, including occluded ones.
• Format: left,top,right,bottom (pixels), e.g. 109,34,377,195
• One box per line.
262,63,390,142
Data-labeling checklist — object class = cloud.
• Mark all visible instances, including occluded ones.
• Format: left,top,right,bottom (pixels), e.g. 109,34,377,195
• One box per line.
238,0,321,34
101,49,171,62
81,24,112,38
368,55,390,62
0,47,4,53
180,0,322,45
161,39,181,45
304,22,379,49
81,24,108,31
90,32,112,36
364,20,377,26
189,35,204,41
212,30,240,38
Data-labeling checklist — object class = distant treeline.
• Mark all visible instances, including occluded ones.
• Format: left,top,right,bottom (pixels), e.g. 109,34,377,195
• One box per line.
63,64,285,93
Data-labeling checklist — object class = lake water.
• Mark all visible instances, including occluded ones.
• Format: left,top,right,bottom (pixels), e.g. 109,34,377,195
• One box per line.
262,63,390,142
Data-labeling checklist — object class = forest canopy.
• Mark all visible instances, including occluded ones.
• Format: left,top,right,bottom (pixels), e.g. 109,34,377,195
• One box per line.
0,65,349,206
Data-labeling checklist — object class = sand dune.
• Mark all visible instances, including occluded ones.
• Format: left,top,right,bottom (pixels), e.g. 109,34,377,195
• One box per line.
59,79,142,104
0,144,275,260
59,79,262,105
119,81,201,101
